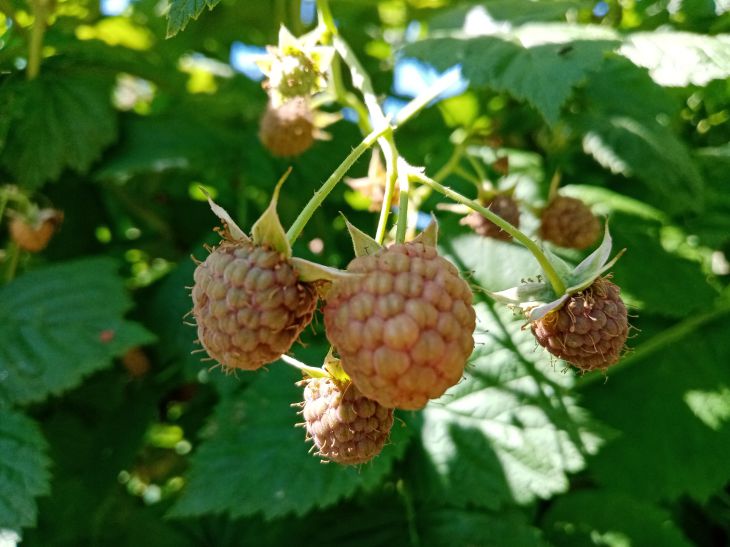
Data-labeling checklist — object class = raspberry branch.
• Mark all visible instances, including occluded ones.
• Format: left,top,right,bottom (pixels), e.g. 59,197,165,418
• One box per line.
408,167,568,295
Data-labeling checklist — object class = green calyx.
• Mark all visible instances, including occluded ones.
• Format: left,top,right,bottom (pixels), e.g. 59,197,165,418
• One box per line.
343,213,438,258
490,223,625,321
203,169,351,284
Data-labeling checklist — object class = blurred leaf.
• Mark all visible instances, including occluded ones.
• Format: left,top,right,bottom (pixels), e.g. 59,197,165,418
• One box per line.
429,1,587,28
0,258,155,405
571,58,704,213
542,491,693,546
170,365,412,519
583,313,730,502
0,408,51,531
619,31,730,87
404,25,617,124
166,0,222,38
0,71,117,190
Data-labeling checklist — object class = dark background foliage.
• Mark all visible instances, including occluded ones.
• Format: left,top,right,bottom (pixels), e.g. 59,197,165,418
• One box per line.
1,0,730,545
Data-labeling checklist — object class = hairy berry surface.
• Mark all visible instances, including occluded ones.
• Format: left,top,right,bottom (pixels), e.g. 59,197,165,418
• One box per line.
461,194,520,241
539,196,600,250
302,377,393,465
531,277,628,371
192,241,317,370
259,98,314,157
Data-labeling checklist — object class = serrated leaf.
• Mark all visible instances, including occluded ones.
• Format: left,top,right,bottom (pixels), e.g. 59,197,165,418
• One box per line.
166,0,222,38
0,258,155,405
344,218,383,257
403,24,618,124
170,365,412,520
542,491,693,547
570,57,704,213
620,31,730,87
0,71,117,190
410,296,607,509
251,170,291,257
0,408,51,530
583,313,730,502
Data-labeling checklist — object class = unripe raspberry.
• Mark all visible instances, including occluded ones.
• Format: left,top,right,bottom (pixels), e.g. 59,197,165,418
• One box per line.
531,277,628,371
9,209,63,252
192,241,317,371
460,195,520,241
259,98,314,157
301,376,394,465
268,51,319,99
323,242,476,410
539,196,600,250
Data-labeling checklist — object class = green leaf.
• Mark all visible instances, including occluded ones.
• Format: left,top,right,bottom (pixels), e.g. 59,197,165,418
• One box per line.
583,313,730,502
410,301,606,509
170,365,412,519
429,1,586,28
166,0,222,38
0,408,51,530
542,491,693,546
0,70,117,190
571,58,704,213
0,258,155,405
404,24,618,124
619,31,730,87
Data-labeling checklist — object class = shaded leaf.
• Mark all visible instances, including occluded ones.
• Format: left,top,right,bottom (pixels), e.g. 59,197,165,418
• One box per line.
0,258,155,405
542,490,693,546
0,71,117,190
0,408,51,531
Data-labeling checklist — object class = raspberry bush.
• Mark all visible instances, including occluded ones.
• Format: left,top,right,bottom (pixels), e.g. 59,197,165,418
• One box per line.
1,1,729,546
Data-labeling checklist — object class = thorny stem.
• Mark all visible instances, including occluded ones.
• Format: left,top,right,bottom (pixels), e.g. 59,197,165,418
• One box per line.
286,124,390,244
410,169,567,295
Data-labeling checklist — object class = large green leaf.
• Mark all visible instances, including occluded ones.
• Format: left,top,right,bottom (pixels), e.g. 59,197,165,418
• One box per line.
403,24,618,124
0,258,155,405
170,364,412,519
0,70,117,190
405,235,608,509
166,0,222,38
570,58,704,213
619,31,730,87
0,408,51,530
542,491,693,546
582,311,730,502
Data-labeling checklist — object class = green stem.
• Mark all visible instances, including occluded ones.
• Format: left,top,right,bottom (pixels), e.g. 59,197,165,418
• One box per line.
286,125,390,244
432,141,466,183
410,169,566,295
395,161,410,244
581,300,730,386
394,70,461,127
3,242,19,283
547,170,562,201
465,153,487,184
375,134,398,244
27,0,50,80
0,192,8,226
453,165,481,186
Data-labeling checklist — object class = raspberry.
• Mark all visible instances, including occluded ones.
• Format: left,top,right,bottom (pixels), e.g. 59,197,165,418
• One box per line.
323,242,476,410
460,195,520,241
259,98,314,157
301,376,394,465
531,277,628,371
539,196,600,250
192,240,317,371
9,209,63,252
269,51,319,99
